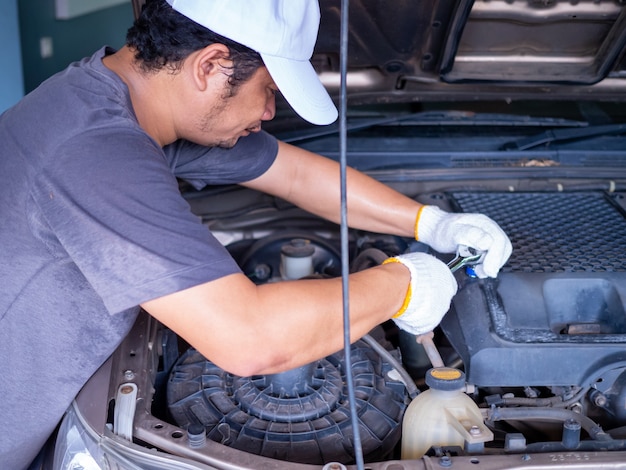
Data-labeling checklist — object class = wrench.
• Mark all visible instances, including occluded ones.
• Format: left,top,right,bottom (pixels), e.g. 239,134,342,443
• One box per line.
447,245,486,273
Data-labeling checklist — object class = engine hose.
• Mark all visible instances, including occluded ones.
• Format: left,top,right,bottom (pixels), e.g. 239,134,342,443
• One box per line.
501,386,588,408
524,438,626,453
501,396,565,407
485,407,612,441
362,334,419,399
350,248,389,272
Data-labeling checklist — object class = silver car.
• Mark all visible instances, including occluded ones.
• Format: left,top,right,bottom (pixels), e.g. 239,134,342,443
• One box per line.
47,1,626,469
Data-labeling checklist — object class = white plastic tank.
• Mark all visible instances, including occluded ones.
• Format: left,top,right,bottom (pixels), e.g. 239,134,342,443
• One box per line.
401,367,493,459
280,238,315,280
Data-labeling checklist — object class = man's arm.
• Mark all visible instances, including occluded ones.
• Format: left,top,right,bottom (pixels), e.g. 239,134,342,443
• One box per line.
242,140,422,237
244,140,511,278
142,139,507,378
141,263,409,377
140,142,447,378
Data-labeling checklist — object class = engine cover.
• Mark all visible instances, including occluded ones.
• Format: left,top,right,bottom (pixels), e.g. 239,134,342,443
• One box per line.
439,191,626,387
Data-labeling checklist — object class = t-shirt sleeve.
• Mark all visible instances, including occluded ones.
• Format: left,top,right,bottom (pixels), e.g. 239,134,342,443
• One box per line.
31,127,244,314
165,130,279,189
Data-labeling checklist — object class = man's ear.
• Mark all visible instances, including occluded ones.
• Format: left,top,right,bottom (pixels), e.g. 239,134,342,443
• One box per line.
191,43,232,91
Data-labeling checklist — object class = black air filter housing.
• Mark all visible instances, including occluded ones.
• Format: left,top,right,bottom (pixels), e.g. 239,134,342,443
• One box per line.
167,338,408,465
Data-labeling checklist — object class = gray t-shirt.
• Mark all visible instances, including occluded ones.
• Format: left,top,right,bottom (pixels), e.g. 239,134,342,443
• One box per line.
0,47,278,469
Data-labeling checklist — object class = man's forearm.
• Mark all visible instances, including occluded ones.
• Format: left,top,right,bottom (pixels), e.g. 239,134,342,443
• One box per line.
244,141,421,237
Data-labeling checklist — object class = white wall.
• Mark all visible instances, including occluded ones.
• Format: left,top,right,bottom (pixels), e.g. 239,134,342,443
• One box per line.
0,0,25,113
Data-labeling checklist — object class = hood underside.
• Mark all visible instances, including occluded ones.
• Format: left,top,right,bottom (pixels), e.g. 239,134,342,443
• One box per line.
312,0,626,103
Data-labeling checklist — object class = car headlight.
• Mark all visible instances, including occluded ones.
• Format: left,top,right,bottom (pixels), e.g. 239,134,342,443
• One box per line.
53,401,109,470
53,402,212,470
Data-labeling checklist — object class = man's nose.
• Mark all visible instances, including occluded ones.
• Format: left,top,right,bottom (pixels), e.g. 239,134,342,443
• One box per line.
262,95,276,121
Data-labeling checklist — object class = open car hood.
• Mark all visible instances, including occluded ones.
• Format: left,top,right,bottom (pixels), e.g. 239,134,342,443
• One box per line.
311,0,626,105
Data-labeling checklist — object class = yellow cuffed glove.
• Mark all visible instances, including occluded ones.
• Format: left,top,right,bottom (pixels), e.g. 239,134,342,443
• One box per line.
384,252,458,335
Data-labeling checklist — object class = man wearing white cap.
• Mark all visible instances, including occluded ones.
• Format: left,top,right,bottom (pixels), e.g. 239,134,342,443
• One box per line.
0,1,511,468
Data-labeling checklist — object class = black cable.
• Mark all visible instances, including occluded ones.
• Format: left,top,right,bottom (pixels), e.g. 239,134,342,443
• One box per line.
338,0,365,468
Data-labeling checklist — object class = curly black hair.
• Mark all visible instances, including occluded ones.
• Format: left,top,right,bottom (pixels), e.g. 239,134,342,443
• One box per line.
126,0,264,92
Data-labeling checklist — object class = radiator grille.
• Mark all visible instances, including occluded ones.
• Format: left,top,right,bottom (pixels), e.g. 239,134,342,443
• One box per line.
452,192,626,273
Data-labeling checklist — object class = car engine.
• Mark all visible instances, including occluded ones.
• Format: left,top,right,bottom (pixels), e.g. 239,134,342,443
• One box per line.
85,180,626,470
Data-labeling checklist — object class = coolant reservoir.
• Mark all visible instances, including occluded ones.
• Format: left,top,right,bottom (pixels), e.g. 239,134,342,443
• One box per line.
401,367,493,459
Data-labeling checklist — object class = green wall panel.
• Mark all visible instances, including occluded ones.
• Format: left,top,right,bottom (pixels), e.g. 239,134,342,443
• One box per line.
1,0,25,113
18,0,133,93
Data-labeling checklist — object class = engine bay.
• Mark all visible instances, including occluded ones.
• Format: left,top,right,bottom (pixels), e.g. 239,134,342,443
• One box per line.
90,184,626,469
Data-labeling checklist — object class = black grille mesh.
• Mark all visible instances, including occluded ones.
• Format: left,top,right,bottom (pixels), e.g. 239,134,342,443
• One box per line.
452,192,626,273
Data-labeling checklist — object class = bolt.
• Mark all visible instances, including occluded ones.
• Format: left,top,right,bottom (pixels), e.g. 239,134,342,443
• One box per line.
439,455,452,467
124,370,135,380
570,403,583,414
253,263,271,281
322,464,347,470
594,393,607,407
522,454,531,461
469,425,481,436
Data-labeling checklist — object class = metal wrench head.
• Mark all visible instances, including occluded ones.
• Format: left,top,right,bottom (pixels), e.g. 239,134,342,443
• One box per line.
447,245,486,273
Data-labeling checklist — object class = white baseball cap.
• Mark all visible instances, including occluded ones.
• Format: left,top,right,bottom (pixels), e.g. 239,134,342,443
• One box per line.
165,0,338,125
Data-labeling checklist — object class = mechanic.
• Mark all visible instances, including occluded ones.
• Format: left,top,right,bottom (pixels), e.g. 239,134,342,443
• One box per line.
0,1,511,468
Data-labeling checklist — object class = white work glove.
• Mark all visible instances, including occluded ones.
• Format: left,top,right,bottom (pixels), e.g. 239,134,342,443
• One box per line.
416,205,512,278
384,252,458,335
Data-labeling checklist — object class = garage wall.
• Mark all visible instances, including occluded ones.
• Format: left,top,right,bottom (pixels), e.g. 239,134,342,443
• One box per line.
1,0,24,113
18,0,133,93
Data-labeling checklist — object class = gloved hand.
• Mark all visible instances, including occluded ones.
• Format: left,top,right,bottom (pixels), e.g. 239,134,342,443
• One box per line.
415,205,512,278
384,252,458,336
